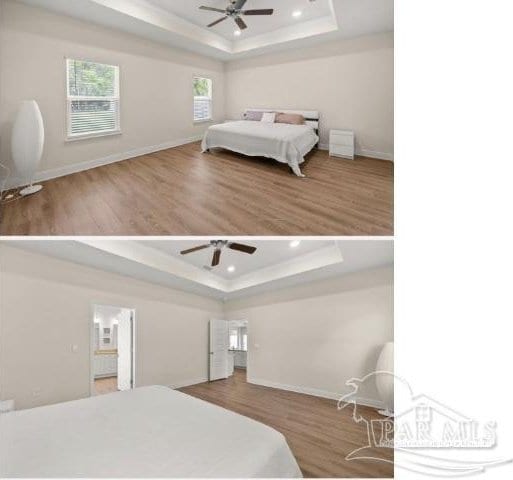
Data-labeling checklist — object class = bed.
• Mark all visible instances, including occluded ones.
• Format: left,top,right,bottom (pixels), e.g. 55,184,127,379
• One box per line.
0,386,302,478
201,109,320,177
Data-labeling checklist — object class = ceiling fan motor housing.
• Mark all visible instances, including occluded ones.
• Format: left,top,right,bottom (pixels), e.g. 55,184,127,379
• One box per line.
181,240,256,268
211,240,228,249
201,0,273,29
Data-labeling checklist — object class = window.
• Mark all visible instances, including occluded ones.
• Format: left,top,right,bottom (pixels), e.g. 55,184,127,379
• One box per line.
66,59,120,139
229,326,247,351
193,77,212,122
229,328,239,350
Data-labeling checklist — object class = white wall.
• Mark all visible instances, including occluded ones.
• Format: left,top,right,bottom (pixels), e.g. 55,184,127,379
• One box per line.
0,245,392,410
224,267,394,406
225,33,394,160
0,0,5,188
0,0,225,185
0,0,393,188
0,245,222,410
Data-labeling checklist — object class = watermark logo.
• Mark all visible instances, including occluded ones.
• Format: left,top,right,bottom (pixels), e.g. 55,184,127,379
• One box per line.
338,372,512,476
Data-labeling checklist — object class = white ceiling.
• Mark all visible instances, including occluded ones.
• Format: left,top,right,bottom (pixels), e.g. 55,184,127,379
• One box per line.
138,239,329,278
146,0,333,40
16,0,393,60
7,239,393,301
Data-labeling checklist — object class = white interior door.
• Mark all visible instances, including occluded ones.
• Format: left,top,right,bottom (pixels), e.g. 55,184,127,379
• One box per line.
94,325,100,351
209,319,229,381
117,311,133,391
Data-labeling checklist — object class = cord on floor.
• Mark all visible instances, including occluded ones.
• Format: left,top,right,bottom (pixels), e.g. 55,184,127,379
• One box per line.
0,188,23,205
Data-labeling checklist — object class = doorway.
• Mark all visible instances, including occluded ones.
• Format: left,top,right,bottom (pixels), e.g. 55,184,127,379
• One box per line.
91,304,135,396
209,318,248,381
228,320,248,373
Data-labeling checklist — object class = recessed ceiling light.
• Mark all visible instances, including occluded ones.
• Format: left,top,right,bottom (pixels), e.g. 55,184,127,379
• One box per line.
227,265,236,272
292,10,302,18
289,240,301,248
234,30,241,36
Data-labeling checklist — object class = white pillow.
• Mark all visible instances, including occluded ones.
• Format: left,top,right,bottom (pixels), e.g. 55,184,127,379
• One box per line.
260,112,276,123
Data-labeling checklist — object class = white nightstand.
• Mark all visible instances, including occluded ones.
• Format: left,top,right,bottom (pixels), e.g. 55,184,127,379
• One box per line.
329,130,355,160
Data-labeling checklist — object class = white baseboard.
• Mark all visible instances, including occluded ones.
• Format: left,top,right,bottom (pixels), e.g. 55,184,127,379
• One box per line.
169,376,208,389
4,135,204,189
3,137,392,189
319,143,394,162
171,375,383,409
358,149,394,162
248,377,383,410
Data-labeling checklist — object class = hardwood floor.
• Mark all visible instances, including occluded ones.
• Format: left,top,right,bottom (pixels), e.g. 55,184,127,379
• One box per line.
0,142,393,235
94,376,118,395
180,369,393,478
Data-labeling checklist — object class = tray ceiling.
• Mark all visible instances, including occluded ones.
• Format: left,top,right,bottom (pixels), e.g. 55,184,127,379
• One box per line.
138,239,330,279
16,0,393,60
6,239,394,300
146,0,334,41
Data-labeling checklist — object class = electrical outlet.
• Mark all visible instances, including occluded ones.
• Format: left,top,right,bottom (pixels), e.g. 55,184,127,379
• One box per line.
32,388,41,397
71,344,78,353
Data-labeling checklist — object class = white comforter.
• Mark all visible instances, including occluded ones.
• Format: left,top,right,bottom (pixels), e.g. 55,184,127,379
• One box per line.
0,386,302,478
201,121,319,177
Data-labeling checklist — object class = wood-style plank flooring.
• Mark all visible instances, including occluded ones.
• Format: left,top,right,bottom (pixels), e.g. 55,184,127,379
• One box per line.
0,142,393,235
93,376,118,395
180,369,393,478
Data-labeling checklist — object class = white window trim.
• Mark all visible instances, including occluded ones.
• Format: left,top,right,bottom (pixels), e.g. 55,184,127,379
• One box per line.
65,58,121,141
65,129,122,143
193,76,213,123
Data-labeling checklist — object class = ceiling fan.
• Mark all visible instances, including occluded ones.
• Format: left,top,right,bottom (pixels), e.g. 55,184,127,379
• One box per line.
199,0,274,30
180,240,257,267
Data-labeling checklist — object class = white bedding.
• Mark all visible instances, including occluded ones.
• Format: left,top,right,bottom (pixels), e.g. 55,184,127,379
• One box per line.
0,386,302,478
201,120,319,177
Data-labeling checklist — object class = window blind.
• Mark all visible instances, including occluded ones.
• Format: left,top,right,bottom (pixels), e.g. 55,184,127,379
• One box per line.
66,59,120,138
193,77,212,122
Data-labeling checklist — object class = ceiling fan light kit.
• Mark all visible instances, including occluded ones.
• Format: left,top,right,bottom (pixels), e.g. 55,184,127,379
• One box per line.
199,0,274,31
180,240,257,268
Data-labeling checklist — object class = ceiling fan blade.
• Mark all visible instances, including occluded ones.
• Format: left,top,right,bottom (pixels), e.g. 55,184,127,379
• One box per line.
242,9,274,15
233,0,248,9
208,16,228,27
228,242,257,254
234,16,247,30
199,6,226,13
212,249,221,267
180,244,210,255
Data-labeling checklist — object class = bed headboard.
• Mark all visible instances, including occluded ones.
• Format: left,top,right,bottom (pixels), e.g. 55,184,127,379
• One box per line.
244,108,320,136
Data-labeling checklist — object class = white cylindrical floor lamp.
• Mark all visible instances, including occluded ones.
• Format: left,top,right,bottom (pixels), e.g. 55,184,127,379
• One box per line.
376,341,394,416
11,100,44,196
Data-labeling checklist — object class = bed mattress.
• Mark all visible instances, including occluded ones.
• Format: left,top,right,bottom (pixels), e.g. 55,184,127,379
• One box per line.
0,386,302,478
201,120,319,177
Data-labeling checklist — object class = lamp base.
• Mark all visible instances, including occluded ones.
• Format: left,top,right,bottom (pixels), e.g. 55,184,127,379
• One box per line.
20,184,43,196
